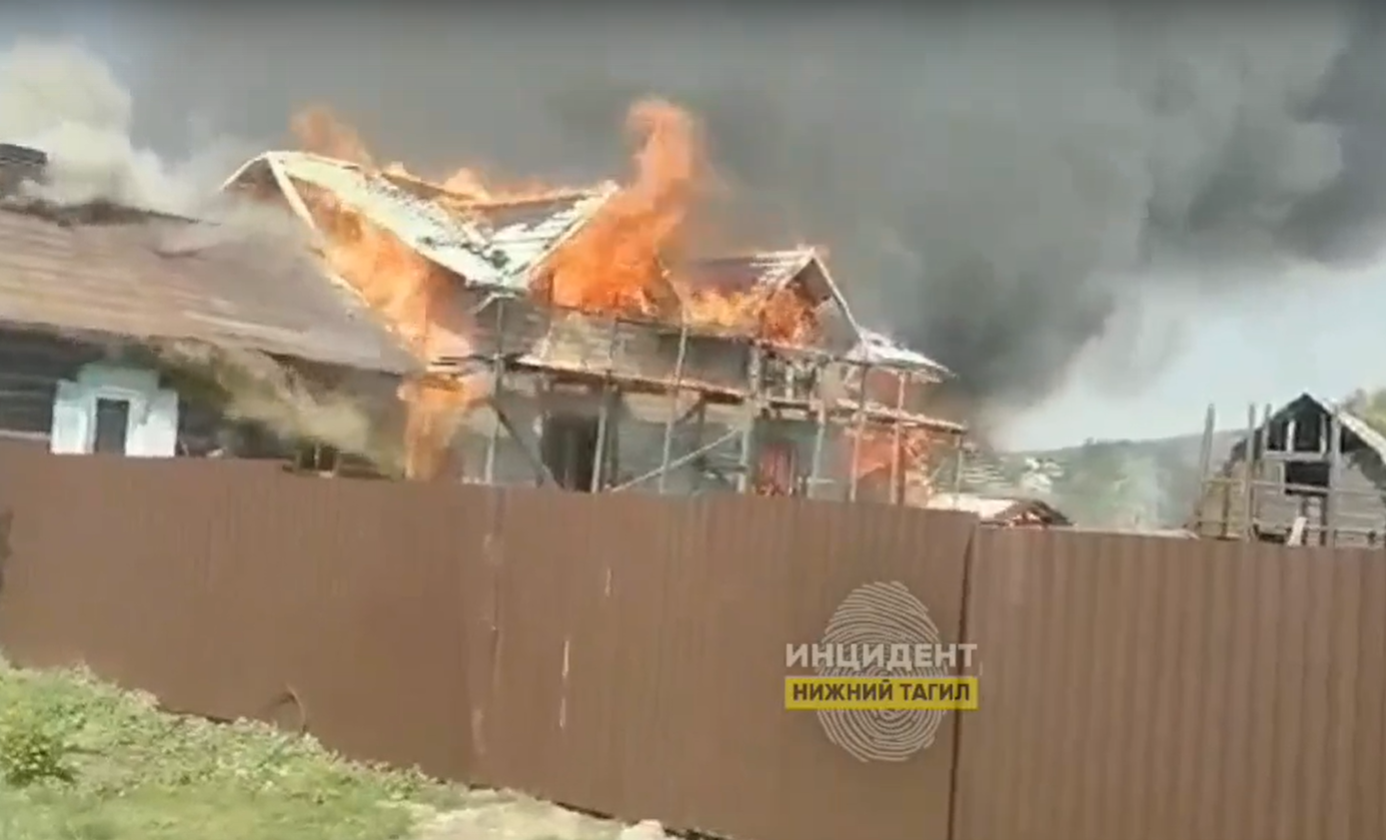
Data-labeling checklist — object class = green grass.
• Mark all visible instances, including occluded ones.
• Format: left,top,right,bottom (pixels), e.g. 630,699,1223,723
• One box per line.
0,659,468,840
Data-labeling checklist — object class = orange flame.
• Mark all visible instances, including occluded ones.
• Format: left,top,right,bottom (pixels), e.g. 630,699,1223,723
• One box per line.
294,100,818,350
753,439,799,496
846,427,931,479
281,101,838,479
535,99,700,318
298,182,480,478
293,183,455,356
398,375,477,480
759,286,820,346
531,100,819,343
292,106,375,168
843,368,939,484
674,283,818,345
289,109,487,479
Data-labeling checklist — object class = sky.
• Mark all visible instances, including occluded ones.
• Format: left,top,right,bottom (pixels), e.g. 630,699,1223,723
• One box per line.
4,4,1386,452
1009,264,1386,448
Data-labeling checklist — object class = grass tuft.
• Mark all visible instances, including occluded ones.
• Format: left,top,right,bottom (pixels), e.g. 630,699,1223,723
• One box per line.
0,659,463,840
0,659,635,840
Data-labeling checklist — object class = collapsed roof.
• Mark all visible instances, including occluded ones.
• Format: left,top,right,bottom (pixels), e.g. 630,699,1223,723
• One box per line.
680,248,857,328
224,151,615,293
224,150,951,376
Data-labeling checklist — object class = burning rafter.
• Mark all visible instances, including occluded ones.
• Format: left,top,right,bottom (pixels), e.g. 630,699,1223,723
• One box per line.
221,99,965,489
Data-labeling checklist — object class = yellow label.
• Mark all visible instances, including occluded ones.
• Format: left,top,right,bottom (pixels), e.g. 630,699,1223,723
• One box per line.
784,677,979,711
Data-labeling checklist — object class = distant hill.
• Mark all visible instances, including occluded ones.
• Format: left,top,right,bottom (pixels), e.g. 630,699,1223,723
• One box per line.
980,388,1386,529
958,428,1244,529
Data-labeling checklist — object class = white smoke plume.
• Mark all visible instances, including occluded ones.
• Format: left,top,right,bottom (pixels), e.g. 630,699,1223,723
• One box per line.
0,38,249,214
0,38,399,467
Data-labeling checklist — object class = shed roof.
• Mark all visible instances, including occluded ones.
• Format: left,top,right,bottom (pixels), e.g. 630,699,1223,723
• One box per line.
925,492,1071,525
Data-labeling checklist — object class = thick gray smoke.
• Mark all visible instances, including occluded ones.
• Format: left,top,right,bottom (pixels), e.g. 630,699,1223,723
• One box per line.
20,6,1386,416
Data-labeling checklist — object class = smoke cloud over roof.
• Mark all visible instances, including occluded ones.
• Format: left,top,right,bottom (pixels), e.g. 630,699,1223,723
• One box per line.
0,39,251,214
10,5,1386,419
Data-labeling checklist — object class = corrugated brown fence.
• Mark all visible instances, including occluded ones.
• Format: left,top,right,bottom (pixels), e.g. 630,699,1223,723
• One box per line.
0,442,1382,840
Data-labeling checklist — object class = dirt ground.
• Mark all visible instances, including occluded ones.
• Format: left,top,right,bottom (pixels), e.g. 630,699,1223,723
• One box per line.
409,789,666,840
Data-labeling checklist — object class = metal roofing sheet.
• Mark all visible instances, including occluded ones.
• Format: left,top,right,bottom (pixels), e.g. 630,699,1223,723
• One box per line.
0,203,418,374
847,327,952,374
225,152,615,292
464,193,616,286
925,492,1068,523
1326,400,1386,459
680,250,951,374
681,249,815,295
226,152,953,378
926,492,1022,519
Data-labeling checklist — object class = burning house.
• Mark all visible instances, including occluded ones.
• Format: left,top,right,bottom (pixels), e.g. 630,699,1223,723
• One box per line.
222,104,965,500
0,142,417,470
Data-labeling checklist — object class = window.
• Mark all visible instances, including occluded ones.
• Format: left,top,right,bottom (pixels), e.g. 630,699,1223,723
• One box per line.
1284,461,1330,493
294,442,341,473
1292,414,1324,453
91,398,130,454
1266,415,1328,453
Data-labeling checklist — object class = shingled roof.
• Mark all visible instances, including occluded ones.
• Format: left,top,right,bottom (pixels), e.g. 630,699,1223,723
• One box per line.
0,200,418,374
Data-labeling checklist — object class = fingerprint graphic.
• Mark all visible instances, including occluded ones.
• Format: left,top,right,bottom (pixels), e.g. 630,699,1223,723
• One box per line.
816,581,949,762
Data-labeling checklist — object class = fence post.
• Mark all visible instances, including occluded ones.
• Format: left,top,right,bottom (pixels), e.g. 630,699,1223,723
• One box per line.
945,513,984,840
